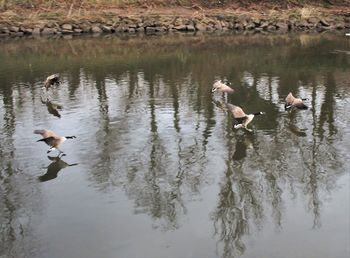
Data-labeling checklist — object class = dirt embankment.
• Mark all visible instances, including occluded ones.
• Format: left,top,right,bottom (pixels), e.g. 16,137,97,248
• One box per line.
0,2,350,36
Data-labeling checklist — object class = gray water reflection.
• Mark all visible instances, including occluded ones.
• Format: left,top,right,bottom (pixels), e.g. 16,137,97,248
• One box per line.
0,33,349,258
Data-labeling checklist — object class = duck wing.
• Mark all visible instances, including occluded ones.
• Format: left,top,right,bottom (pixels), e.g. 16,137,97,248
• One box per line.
285,92,294,104
37,136,58,146
34,129,59,139
292,100,308,109
227,104,246,118
44,74,60,88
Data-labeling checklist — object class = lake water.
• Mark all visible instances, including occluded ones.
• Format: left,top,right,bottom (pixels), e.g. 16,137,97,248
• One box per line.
0,33,349,258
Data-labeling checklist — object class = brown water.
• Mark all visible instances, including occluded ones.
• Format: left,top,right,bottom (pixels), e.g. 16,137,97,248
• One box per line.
0,33,349,258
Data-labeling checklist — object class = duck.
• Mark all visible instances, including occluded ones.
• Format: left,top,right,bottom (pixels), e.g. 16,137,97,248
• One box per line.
212,80,234,94
285,92,308,110
227,104,265,132
44,74,60,90
34,129,76,153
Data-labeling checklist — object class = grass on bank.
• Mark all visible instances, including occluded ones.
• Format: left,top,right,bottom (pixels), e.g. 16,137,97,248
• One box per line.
2,1,350,10
1,1,349,23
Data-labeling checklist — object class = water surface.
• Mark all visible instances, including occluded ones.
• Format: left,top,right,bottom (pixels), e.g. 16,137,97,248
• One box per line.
0,33,349,258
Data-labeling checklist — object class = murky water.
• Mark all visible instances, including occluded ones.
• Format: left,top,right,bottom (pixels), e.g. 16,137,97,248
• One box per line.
0,33,349,258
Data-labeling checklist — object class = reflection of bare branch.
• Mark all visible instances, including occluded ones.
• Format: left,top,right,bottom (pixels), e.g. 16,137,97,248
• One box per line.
212,167,248,258
0,88,41,257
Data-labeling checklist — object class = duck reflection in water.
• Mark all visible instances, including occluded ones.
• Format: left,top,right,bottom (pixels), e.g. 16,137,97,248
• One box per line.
41,97,62,118
288,123,307,137
232,133,255,161
38,154,78,182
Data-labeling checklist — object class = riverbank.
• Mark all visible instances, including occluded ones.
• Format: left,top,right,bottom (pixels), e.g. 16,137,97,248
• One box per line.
1,3,350,36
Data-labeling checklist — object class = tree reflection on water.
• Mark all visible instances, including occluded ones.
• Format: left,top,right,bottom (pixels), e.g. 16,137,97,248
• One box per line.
0,33,349,258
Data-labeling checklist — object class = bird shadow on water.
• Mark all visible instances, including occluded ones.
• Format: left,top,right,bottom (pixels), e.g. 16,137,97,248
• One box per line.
38,154,78,182
40,96,62,119
232,132,257,162
288,123,307,137
285,109,308,137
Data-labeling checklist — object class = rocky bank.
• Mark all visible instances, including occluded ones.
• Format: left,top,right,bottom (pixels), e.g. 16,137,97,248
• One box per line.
1,11,350,37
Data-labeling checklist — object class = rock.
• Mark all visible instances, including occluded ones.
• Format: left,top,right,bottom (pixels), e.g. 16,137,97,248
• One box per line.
24,28,33,34
297,20,309,28
252,18,261,26
42,28,55,35
320,19,330,27
228,21,235,30
46,22,55,28
9,26,19,32
234,23,244,30
145,27,157,33
91,25,102,33
267,25,276,31
155,27,166,32
307,17,319,25
206,25,215,32
186,24,196,31
214,21,222,30
102,25,112,32
195,23,206,31
62,29,73,34
0,26,9,33
10,31,23,36
174,25,187,31
146,26,164,32
260,21,269,29
316,23,326,32
221,21,229,28
143,17,157,27
128,23,137,29
32,28,41,35
72,24,81,29
116,25,129,32
236,14,248,24
335,22,345,29
246,22,256,30
74,29,83,33
276,22,288,32
61,24,73,30
136,27,144,32
81,25,91,33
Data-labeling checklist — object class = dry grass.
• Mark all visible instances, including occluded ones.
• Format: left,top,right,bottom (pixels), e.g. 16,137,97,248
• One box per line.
1,0,350,23
299,6,319,19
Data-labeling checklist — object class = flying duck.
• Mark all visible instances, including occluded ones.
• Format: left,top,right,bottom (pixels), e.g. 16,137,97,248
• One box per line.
285,92,308,110
44,74,61,90
212,80,234,94
227,104,265,132
34,129,76,153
